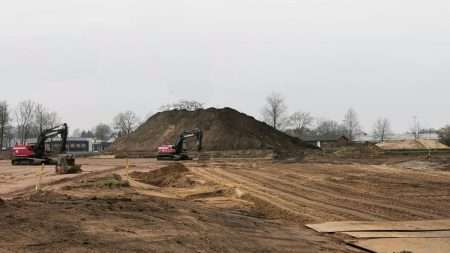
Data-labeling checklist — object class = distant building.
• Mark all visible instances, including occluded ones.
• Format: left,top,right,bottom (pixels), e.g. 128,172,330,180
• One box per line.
24,137,113,153
302,135,350,148
355,133,440,143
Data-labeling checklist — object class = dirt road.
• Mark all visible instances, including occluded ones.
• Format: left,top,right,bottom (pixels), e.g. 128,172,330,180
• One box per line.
189,160,450,223
0,159,164,198
0,157,449,252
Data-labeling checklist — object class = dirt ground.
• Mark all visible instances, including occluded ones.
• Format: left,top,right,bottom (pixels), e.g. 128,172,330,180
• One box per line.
0,156,449,253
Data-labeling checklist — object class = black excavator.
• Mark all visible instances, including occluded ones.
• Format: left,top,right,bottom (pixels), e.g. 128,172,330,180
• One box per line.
157,128,203,161
11,123,82,174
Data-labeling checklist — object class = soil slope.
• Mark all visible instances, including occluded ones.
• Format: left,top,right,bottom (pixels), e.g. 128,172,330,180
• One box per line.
111,107,311,153
377,139,449,150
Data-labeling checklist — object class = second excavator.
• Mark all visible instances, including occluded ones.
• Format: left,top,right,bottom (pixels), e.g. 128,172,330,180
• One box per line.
157,128,203,161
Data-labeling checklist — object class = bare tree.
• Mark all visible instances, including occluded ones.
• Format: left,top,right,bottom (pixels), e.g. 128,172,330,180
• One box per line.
288,111,313,137
0,101,10,148
34,104,59,131
113,111,141,137
4,126,15,147
94,123,113,141
15,100,35,144
81,130,95,138
47,112,61,128
343,108,361,141
372,117,392,142
313,119,346,139
34,103,47,135
262,92,287,130
71,128,82,138
438,125,450,146
410,116,422,140
160,100,204,112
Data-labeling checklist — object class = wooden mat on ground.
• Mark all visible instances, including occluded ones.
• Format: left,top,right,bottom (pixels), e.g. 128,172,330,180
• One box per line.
306,219,450,233
350,238,450,253
343,230,450,239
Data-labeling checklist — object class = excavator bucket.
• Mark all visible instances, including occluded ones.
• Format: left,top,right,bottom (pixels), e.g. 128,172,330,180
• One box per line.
55,154,82,175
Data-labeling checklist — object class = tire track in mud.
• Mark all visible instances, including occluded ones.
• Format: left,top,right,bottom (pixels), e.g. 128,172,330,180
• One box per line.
203,167,384,221
236,169,440,220
276,165,450,219
1,166,126,199
191,167,322,221
192,167,372,222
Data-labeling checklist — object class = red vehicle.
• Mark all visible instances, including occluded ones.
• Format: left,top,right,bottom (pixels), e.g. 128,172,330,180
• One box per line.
12,124,71,165
11,123,81,174
11,144,41,164
157,129,203,161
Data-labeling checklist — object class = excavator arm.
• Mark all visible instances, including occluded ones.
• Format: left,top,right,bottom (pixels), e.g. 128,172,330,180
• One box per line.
33,123,68,157
173,128,203,154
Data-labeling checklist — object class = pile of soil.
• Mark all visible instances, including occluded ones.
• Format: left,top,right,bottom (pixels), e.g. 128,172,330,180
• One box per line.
111,107,313,154
130,163,195,188
62,175,130,190
417,139,449,149
377,139,449,150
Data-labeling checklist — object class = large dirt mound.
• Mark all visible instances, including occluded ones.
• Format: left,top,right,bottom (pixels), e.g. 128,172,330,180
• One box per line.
111,107,312,153
130,163,195,187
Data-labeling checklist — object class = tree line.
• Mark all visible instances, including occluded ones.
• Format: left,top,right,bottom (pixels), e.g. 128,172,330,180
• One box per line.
71,100,204,142
71,110,141,141
2,96,448,148
0,99,206,149
0,100,144,148
262,92,449,144
0,100,61,148
261,92,367,141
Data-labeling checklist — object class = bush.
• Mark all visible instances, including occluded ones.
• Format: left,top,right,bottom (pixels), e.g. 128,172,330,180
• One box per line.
438,125,450,146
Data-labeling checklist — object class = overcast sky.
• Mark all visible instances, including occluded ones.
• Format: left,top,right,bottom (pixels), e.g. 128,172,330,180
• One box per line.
1,0,449,133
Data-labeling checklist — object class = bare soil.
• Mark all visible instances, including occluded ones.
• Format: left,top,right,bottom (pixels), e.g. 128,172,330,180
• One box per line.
377,139,449,150
0,156,449,252
130,163,195,188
